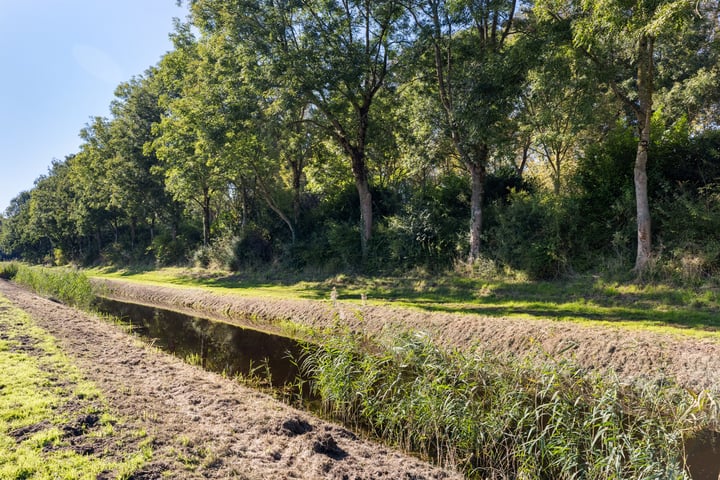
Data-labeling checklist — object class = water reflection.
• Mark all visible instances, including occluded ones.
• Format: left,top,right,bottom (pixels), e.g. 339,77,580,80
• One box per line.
95,297,306,388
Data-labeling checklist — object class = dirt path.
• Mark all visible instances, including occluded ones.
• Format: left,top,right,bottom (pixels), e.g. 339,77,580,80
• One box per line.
94,277,720,393
0,280,460,480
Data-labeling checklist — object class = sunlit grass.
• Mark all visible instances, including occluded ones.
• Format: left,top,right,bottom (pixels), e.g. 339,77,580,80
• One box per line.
0,294,151,479
85,265,720,337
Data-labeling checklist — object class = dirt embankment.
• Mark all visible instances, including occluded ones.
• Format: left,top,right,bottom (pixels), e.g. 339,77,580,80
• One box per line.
95,277,720,393
0,279,460,480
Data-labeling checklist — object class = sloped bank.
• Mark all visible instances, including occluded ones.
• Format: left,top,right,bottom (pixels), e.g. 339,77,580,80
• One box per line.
0,279,459,479
93,277,720,393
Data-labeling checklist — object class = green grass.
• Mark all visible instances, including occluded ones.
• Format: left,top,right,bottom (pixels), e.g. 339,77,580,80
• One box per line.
86,266,720,337
0,294,151,479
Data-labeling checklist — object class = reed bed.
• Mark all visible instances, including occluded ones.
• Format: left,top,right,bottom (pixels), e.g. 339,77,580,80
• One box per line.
1,262,94,308
301,329,716,479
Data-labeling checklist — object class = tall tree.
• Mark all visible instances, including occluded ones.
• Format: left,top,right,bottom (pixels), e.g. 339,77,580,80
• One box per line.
409,0,530,261
538,0,698,272
151,25,228,246
190,0,408,261
519,28,604,195
109,72,170,247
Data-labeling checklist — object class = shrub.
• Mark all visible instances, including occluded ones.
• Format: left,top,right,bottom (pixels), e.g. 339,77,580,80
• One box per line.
0,262,19,280
490,191,570,279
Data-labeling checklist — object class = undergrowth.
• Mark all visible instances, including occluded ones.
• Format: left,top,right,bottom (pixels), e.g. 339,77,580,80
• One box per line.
301,329,717,479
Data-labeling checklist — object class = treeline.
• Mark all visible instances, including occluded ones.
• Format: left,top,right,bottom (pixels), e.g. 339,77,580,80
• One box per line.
1,0,719,280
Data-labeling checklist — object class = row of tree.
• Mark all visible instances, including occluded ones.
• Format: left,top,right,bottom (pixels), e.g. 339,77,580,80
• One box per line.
1,0,719,279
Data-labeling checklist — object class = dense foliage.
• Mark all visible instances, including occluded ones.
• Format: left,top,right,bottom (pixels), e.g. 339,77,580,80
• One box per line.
1,1,719,279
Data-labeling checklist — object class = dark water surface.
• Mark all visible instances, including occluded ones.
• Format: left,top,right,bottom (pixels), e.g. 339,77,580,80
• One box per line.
686,429,720,480
94,297,307,388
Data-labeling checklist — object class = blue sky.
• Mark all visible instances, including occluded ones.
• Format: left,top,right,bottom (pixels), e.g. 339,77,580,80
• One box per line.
0,0,185,213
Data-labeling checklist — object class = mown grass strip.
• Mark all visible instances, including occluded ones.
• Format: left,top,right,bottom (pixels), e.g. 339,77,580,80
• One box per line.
0,294,151,479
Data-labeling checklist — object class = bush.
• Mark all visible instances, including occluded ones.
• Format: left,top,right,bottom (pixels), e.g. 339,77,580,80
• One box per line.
149,233,191,266
490,191,570,279
232,227,273,270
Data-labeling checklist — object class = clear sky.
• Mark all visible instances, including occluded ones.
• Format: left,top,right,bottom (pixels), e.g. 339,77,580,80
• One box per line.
0,0,185,213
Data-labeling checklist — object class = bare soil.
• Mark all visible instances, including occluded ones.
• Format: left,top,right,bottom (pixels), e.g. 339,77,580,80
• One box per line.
0,279,460,480
94,277,720,393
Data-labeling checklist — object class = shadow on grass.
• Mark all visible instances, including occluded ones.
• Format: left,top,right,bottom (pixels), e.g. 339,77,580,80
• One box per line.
106,268,720,332
407,301,720,330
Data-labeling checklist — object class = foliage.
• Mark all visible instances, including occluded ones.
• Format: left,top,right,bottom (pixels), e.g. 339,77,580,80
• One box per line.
490,191,571,279
0,262,19,280
301,328,710,478
1,0,719,281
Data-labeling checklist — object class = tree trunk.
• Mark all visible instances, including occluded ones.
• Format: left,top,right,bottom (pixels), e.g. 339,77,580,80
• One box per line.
353,161,373,262
130,216,137,249
553,151,561,196
256,174,296,244
467,149,488,262
634,35,654,273
202,188,211,247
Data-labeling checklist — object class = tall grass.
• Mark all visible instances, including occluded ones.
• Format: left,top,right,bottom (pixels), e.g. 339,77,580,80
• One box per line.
3,263,95,308
0,261,19,280
301,329,715,479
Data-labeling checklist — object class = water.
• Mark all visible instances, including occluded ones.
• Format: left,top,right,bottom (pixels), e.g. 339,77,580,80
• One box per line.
93,297,720,478
686,429,720,480
94,297,307,389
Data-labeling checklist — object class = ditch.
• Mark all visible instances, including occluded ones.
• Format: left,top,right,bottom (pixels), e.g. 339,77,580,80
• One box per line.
94,296,720,479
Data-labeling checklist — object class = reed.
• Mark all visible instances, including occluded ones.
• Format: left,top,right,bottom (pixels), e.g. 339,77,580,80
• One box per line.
9,264,95,308
301,329,713,479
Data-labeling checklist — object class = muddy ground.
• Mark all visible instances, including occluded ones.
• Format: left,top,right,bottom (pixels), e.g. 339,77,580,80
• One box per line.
0,279,460,480
94,277,720,393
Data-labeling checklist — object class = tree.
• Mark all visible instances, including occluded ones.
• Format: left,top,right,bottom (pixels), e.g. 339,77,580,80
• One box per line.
538,0,699,272
190,0,408,261
519,26,604,195
109,72,171,247
409,0,530,261
151,26,228,246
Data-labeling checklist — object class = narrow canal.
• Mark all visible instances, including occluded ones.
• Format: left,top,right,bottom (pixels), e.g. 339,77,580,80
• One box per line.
94,297,307,390
93,296,719,479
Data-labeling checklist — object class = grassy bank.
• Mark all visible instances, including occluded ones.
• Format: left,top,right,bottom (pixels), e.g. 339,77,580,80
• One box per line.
301,329,716,479
5,263,720,477
0,293,151,479
86,266,720,336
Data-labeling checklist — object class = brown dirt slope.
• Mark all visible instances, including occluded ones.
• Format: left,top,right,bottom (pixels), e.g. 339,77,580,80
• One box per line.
0,279,459,480
94,277,720,393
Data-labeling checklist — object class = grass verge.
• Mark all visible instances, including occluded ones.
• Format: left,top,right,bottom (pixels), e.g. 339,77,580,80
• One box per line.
0,293,151,479
2,263,94,309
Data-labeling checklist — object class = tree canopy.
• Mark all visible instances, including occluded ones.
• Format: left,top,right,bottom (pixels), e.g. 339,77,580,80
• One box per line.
2,0,719,280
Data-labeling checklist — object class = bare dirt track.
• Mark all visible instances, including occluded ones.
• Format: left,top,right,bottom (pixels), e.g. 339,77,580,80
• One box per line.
95,277,720,393
0,279,460,480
